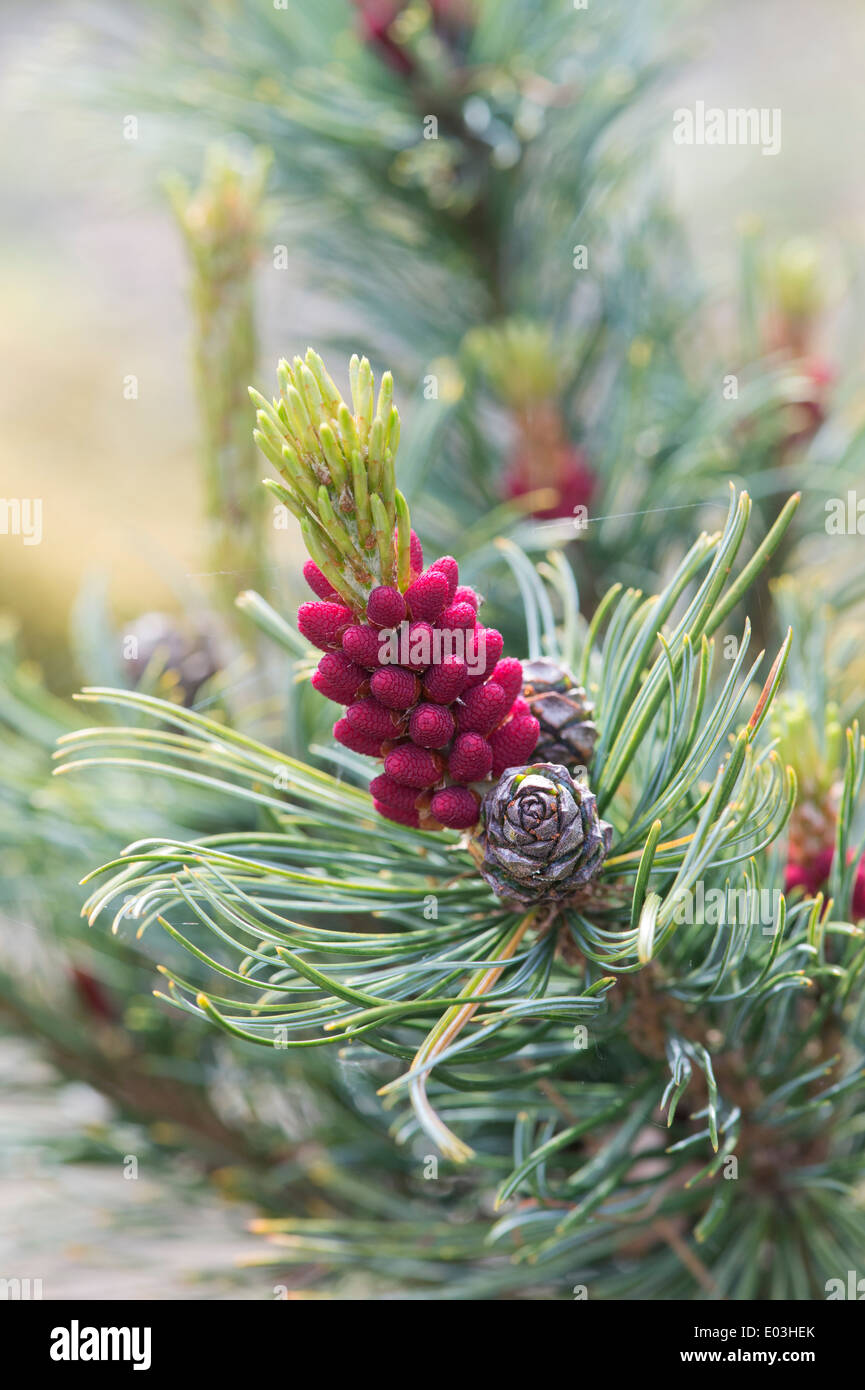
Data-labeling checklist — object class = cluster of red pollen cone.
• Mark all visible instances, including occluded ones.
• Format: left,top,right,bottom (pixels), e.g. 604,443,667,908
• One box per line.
785,847,865,920
351,1,467,76
297,532,539,831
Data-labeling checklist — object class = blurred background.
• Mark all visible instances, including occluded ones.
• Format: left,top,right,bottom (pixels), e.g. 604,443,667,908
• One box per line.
4,0,865,666
1,0,863,1298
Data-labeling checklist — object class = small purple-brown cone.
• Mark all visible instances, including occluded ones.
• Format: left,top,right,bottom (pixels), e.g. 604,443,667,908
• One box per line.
478,762,612,905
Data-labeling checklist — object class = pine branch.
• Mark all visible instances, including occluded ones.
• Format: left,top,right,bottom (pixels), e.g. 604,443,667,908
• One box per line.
58,475,805,1179
167,147,273,614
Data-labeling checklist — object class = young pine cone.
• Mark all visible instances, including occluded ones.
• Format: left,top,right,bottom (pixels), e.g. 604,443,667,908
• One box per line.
124,612,219,707
521,658,598,770
477,762,612,906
